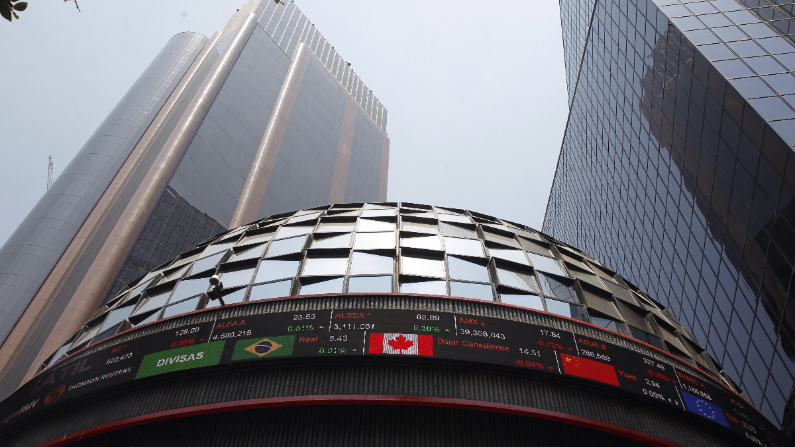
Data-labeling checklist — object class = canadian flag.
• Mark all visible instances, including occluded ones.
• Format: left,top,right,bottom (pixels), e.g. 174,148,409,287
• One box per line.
369,333,433,356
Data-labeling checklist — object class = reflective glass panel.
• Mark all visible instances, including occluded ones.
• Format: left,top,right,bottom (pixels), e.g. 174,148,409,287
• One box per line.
447,256,489,282
299,277,344,295
350,252,393,275
444,237,483,257
495,268,539,293
237,232,273,247
437,213,471,224
220,268,256,288
490,249,529,265
191,251,226,274
400,256,445,277
537,273,578,302
275,226,313,239
288,212,321,224
202,240,237,257
401,221,438,234
357,219,395,232
526,253,567,276
164,265,190,281
99,304,135,332
131,311,159,327
545,299,581,319
361,209,396,217
450,281,493,300
161,296,201,319
500,294,544,311
590,316,622,333
483,231,520,247
439,222,478,239
170,278,210,302
266,235,307,257
133,291,171,316
249,280,292,302
317,221,356,233
348,276,393,293
303,257,349,276
400,279,446,295
354,232,395,249
206,287,248,308
229,244,268,263
311,233,352,249
256,260,300,283
400,235,442,250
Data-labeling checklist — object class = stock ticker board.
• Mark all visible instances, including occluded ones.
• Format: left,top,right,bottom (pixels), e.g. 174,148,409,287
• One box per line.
0,308,783,445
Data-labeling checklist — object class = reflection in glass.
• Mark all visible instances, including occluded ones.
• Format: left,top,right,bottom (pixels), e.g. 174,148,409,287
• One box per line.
230,244,268,262
357,219,395,232
288,212,321,224
447,256,489,282
401,221,438,234
483,231,520,247
450,282,493,300
299,277,344,295
490,249,529,265
161,296,201,319
437,213,471,224
133,291,171,316
361,209,396,217
545,299,581,319
537,272,578,302
275,226,313,239
303,257,349,276
206,287,248,308
500,294,544,311
400,235,442,250
401,256,445,277
590,315,622,333
350,252,393,275
495,268,539,293
256,260,299,283
266,235,307,257
439,222,478,239
354,232,395,249
202,240,237,257
191,251,227,274
348,276,393,293
237,232,273,247
400,279,446,295
131,310,160,327
71,325,101,350
311,233,352,249
170,278,210,303
99,304,135,333
526,253,567,276
219,268,256,288
444,237,483,257
164,264,190,281
249,280,292,302
317,221,356,233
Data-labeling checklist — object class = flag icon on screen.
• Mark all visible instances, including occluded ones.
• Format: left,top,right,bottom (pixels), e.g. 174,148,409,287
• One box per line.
369,333,433,356
560,353,620,386
680,390,730,428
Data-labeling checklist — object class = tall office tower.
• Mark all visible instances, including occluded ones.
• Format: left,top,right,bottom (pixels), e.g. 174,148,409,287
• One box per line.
0,0,389,401
545,0,795,432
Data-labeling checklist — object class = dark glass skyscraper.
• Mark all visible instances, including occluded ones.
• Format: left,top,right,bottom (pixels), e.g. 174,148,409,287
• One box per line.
0,0,388,400
545,0,795,430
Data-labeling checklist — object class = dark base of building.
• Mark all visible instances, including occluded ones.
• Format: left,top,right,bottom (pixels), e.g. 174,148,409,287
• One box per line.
0,359,751,447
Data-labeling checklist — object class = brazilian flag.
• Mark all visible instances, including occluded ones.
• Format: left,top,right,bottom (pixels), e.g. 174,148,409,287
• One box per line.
232,335,295,361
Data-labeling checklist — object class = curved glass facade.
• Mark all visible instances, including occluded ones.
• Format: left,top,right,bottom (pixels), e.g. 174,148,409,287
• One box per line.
47,202,726,388
545,0,795,428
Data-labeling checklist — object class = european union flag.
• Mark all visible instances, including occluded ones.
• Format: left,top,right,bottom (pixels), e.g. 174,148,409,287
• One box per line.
680,390,730,428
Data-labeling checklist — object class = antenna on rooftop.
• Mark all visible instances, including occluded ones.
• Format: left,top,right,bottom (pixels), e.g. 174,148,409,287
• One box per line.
47,156,53,190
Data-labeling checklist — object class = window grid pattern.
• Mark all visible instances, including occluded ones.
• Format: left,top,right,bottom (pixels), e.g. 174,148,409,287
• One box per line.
548,0,795,426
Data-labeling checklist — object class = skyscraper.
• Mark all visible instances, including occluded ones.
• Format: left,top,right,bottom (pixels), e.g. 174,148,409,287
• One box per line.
545,0,795,430
0,0,389,400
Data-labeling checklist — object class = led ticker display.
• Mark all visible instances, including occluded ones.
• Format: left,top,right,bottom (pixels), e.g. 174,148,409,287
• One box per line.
0,308,784,446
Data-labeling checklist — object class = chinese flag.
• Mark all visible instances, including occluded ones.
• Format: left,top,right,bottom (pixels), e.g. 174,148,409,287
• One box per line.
369,333,433,356
560,353,619,386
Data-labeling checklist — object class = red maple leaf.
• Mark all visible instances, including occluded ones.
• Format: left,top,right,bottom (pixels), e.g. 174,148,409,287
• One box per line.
387,335,414,351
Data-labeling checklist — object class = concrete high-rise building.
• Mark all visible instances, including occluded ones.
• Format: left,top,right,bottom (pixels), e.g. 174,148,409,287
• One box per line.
0,0,389,400
545,0,795,431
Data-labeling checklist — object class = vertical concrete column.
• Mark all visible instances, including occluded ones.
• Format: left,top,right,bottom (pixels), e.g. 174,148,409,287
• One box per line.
24,14,259,382
328,97,358,204
228,43,312,229
380,136,391,202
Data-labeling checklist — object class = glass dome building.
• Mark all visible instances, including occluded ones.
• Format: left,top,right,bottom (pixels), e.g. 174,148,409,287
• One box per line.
0,203,789,447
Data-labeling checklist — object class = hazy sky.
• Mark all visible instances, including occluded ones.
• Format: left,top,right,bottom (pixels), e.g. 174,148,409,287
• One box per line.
0,0,568,249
